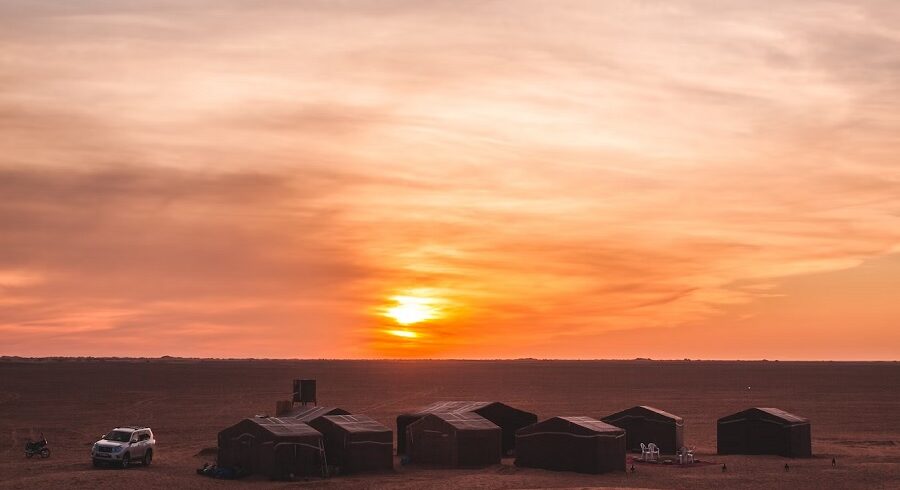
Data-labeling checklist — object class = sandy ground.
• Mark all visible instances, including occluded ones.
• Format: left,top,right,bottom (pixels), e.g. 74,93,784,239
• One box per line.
0,359,898,489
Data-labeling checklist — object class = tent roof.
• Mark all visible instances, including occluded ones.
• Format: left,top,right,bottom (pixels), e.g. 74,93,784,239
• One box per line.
637,405,683,421
426,412,500,431
756,407,809,424
603,405,683,423
321,414,391,434
556,416,625,434
719,407,809,425
286,406,350,422
248,416,321,437
405,400,535,417
413,401,493,414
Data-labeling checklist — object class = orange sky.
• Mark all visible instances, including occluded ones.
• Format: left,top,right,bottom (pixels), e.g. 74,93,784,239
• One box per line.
1,1,898,360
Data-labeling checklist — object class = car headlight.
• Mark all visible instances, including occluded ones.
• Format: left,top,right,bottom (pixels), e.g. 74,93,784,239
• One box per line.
111,446,124,453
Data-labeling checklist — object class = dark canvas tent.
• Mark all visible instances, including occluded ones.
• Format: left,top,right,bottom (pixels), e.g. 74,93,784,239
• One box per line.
286,406,351,424
308,414,393,474
406,412,502,467
717,407,811,457
217,416,325,480
601,405,684,453
397,401,537,455
515,416,626,474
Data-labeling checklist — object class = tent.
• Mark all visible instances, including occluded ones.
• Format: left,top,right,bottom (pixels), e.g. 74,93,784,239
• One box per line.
717,407,811,457
286,406,351,424
308,414,394,474
515,416,626,474
217,416,324,480
601,405,684,453
397,401,537,455
406,412,502,467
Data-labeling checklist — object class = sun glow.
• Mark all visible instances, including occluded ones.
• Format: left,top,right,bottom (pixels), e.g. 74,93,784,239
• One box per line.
387,329,418,339
384,295,440,325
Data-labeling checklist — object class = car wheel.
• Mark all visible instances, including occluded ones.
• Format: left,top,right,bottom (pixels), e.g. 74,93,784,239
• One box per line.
143,449,152,466
121,453,130,469
40,448,50,458
93,459,101,468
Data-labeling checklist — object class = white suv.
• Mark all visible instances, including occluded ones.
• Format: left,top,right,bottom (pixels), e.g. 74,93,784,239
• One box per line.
92,427,155,468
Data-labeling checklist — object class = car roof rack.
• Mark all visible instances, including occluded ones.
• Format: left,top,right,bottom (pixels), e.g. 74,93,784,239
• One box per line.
117,426,148,430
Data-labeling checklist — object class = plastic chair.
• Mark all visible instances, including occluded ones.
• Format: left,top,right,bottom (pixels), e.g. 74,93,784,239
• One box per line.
640,443,649,461
648,443,660,462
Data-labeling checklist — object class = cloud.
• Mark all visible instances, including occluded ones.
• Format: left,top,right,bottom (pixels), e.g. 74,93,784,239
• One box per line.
0,165,374,356
0,0,898,358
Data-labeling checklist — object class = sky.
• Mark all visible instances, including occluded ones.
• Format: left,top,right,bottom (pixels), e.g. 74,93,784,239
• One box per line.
1,0,898,360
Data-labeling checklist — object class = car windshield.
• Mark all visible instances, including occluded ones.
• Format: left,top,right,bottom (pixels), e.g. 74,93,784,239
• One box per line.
103,430,132,442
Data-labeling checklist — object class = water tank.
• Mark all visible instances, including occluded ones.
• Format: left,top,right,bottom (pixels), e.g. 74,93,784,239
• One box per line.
293,379,317,405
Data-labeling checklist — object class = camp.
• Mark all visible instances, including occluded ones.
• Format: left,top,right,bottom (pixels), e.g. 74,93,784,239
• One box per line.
396,401,537,455
601,405,684,453
217,416,325,480
308,414,394,474
406,412,502,467
717,407,812,457
515,416,626,474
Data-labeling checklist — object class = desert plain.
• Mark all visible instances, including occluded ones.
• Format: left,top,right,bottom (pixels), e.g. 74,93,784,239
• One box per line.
0,358,898,489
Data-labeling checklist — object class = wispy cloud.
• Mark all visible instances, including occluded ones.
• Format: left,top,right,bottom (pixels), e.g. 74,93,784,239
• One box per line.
0,0,898,358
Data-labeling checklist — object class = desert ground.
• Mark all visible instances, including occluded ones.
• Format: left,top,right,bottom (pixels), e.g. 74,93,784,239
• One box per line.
0,359,898,489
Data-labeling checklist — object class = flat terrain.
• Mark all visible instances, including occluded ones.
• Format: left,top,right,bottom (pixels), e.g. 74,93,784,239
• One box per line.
0,359,898,489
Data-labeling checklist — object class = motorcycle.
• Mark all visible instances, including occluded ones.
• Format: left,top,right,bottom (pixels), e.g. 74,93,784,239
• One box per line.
25,433,50,459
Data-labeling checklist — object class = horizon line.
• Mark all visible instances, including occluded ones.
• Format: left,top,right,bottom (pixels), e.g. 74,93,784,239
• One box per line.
1,355,896,363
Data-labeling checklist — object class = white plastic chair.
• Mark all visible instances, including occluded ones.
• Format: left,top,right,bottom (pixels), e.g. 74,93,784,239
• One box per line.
686,447,695,464
640,443,650,461
648,443,660,462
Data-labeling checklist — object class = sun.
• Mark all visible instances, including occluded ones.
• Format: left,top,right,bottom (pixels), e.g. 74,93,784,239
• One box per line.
384,295,439,325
